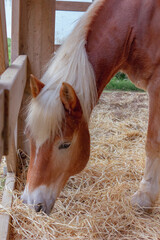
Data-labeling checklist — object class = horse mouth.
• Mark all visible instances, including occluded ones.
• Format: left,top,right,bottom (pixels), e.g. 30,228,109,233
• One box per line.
33,199,55,215
21,192,55,215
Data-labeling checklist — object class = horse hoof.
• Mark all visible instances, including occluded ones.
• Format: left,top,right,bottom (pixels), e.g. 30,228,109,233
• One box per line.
131,191,153,211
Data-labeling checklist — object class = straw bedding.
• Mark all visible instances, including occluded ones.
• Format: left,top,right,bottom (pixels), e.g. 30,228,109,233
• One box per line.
1,91,160,239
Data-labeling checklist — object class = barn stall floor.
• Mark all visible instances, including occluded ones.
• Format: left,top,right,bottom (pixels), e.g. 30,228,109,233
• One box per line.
2,91,160,240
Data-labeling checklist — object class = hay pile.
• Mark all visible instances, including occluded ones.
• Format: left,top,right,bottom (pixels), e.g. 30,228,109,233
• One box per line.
1,91,160,239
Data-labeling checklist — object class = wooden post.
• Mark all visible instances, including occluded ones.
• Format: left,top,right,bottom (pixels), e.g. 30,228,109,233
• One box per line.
11,0,20,63
0,173,16,240
0,56,27,156
12,0,56,77
0,90,4,161
0,0,9,74
11,0,56,156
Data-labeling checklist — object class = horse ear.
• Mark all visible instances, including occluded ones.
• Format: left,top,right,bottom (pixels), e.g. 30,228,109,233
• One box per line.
60,82,82,117
30,74,45,98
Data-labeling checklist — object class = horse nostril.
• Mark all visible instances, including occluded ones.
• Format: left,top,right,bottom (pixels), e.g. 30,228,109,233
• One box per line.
34,203,43,212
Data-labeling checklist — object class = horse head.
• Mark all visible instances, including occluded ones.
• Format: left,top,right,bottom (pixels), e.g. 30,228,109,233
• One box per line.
21,75,90,214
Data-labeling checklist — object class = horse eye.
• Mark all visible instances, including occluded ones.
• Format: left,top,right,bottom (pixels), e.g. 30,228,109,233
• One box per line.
58,142,71,150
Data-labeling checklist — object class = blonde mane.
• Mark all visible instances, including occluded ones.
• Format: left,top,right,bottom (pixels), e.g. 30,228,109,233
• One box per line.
26,0,104,147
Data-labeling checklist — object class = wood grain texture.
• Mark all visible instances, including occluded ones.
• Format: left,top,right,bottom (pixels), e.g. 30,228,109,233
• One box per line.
11,0,56,155
0,173,16,240
18,0,56,79
6,138,17,173
0,55,27,155
56,1,91,11
11,0,20,63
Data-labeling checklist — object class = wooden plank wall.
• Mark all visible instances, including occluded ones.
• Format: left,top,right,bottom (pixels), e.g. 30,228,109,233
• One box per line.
0,0,9,74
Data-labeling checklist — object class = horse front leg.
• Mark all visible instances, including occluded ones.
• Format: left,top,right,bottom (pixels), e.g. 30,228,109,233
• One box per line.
132,82,160,209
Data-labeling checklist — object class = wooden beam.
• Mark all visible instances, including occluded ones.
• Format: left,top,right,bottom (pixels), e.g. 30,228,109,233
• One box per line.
11,0,20,63
0,90,4,161
11,0,56,156
0,55,27,157
56,1,91,11
0,0,9,74
6,138,17,173
17,0,56,79
0,172,16,240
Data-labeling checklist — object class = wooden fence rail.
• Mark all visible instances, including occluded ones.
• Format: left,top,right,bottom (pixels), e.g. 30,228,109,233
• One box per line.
56,1,91,11
0,55,27,240
55,1,92,51
0,55,27,160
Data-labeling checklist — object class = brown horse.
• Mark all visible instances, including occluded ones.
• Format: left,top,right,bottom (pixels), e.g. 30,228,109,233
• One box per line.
22,0,160,214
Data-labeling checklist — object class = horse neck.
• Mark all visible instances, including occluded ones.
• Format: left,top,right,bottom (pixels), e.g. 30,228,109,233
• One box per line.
85,0,138,97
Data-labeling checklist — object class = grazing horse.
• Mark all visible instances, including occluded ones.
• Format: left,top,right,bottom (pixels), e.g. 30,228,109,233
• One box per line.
22,0,160,214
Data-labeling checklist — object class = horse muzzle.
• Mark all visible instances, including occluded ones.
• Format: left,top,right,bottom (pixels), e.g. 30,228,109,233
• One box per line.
21,184,56,215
